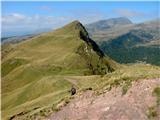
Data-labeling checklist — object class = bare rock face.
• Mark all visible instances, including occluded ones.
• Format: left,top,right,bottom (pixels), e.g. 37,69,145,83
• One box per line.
47,78,160,120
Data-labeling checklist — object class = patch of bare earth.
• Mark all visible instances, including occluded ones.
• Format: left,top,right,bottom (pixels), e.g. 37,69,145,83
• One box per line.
47,78,160,120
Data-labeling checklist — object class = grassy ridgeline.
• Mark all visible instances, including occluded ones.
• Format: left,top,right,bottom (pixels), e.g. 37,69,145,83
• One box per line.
2,21,116,119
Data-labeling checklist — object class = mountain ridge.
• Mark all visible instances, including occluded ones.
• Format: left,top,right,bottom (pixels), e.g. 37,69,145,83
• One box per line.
2,20,119,119
86,17,132,34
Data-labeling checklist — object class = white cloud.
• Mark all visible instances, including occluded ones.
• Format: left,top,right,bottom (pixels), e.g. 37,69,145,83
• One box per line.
2,13,27,25
2,13,75,36
70,9,106,24
114,9,145,17
2,13,72,27
2,10,107,37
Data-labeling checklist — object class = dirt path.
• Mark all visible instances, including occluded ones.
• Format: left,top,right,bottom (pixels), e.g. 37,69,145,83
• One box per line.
47,78,160,120
64,77,78,87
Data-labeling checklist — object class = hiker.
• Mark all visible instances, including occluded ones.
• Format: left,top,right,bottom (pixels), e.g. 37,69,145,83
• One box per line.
70,86,76,95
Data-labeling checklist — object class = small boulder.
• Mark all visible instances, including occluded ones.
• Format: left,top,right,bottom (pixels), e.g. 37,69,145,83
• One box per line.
71,86,76,95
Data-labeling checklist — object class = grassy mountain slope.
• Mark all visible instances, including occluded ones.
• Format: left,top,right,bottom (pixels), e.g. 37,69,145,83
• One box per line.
3,63,160,120
2,21,116,78
2,21,117,120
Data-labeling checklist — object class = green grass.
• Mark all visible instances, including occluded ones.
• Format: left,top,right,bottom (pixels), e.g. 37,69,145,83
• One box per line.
147,106,158,119
121,80,132,95
2,58,28,77
146,87,160,120
153,87,160,106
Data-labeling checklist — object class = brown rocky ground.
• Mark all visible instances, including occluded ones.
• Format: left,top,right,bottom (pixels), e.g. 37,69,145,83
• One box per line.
47,78,160,120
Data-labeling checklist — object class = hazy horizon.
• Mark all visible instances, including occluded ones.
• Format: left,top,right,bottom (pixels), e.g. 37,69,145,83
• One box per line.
2,1,159,37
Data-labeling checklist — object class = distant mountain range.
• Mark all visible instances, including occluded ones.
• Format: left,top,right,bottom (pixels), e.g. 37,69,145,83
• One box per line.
1,34,36,44
86,17,132,34
86,17,160,65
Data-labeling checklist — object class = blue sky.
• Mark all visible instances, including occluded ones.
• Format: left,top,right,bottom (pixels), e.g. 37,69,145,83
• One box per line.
2,1,160,37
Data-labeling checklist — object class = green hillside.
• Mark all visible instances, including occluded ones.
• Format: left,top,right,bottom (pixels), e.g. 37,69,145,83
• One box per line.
2,21,117,120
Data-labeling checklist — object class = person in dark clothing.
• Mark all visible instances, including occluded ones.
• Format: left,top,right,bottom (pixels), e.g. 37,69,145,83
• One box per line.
70,86,76,95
